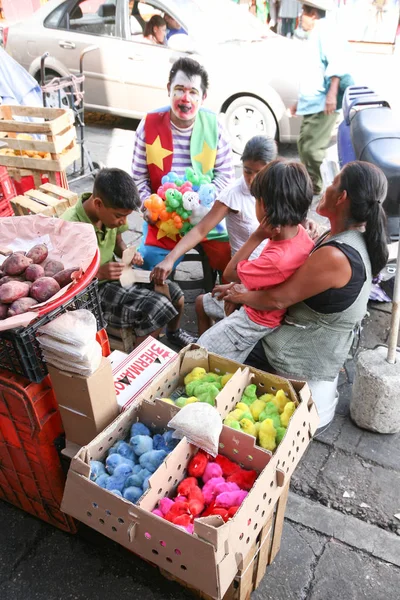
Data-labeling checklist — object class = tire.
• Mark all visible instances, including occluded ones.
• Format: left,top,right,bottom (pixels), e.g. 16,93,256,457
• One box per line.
36,70,72,110
224,96,277,156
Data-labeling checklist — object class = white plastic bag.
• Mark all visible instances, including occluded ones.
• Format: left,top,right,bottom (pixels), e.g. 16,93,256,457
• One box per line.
42,341,102,376
167,403,223,457
38,334,99,363
38,309,97,346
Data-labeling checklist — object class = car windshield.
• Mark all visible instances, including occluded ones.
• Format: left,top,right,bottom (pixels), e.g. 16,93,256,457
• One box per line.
168,0,267,44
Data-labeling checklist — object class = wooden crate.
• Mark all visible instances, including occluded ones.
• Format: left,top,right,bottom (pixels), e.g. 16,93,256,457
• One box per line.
10,183,78,217
0,105,80,172
106,325,136,353
159,480,290,600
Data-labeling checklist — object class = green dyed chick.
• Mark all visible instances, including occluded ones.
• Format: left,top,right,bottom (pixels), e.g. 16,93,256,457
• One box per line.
241,384,258,406
259,419,277,451
280,401,296,427
259,393,275,403
224,417,241,431
226,408,245,421
276,426,287,445
240,418,257,437
259,401,279,422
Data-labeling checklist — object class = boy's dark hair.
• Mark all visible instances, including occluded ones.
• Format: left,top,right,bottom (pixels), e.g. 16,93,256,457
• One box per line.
303,4,326,18
168,57,209,96
251,159,313,227
93,168,141,211
241,135,277,165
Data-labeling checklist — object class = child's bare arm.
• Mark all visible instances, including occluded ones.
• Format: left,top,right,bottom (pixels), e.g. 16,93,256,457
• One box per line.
223,223,271,283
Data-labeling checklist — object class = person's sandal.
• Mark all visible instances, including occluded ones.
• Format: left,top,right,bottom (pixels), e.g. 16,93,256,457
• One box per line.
166,328,198,348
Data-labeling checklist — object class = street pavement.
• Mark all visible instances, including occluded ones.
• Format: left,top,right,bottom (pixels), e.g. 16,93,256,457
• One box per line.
1,103,400,599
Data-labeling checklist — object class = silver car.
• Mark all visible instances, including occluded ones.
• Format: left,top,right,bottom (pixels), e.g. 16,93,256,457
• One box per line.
5,0,301,153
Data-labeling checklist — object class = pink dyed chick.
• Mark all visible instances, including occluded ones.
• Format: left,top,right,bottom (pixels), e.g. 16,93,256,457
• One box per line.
215,490,248,508
202,462,223,483
202,476,225,505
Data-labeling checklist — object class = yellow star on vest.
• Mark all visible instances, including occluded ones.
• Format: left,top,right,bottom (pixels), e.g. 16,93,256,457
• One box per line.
193,141,217,175
157,220,180,241
146,136,173,170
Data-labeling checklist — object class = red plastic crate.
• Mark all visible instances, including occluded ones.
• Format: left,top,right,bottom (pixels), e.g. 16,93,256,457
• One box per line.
96,328,111,358
0,166,15,216
11,171,62,196
0,370,76,533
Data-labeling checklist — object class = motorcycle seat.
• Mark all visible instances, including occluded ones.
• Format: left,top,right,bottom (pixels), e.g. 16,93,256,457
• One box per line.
351,107,400,159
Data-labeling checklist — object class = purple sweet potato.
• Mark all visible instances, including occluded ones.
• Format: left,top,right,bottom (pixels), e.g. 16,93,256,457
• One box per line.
0,281,30,304
25,264,45,282
43,260,64,277
0,275,25,286
26,244,48,264
30,277,60,303
7,297,38,317
2,253,32,276
53,267,79,288
0,303,8,320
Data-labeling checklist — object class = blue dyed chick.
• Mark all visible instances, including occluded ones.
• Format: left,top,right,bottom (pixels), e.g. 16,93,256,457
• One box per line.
117,441,137,462
107,440,124,456
139,449,168,473
125,468,152,488
105,463,134,492
95,473,110,488
123,486,143,503
130,422,150,437
105,453,135,474
153,430,178,452
90,460,106,481
130,434,153,456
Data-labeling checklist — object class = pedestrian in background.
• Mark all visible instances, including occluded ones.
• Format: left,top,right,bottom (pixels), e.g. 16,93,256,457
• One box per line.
279,0,300,37
291,1,350,195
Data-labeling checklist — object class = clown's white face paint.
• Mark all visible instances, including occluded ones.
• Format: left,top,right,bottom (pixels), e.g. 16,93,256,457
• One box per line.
168,71,205,128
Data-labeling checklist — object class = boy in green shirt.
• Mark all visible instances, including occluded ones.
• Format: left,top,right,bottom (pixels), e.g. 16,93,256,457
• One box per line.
62,168,196,348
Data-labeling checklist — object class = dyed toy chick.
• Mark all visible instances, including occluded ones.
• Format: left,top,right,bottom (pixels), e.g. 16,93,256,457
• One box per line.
105,463,134,491
130,434,153,456
184,367,206,385
117,441,137,462
271,389,289,414
185,380,220,405
259,402,279,422
175,395,198,408
162,398,175,405
224,417,241,431
250,399,267,421
89,460,106,481
280,401,296,427
239,418,257,437
241,384,258,406
123,486,143,503
276,426,287,445
221,373,233,387
139,449,168,473
130,422,151,437
259,419,277,451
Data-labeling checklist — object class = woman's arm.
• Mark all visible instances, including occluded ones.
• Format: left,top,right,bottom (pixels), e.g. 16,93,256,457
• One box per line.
225,245,352,310
151,201,230,284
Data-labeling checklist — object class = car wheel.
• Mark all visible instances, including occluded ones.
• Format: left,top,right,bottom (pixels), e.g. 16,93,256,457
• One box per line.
36,70,71,110
224,97,277,155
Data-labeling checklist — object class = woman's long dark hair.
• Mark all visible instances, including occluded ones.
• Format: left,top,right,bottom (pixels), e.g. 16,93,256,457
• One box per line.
144,15,166,38
339,161,389,276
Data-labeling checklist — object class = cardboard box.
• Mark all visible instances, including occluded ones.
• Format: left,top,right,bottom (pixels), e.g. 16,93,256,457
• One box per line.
48,357,119,446
62,372,319,599
111,336,177,411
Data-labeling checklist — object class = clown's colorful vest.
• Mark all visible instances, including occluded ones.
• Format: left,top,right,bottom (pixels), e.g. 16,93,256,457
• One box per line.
144,108,224,250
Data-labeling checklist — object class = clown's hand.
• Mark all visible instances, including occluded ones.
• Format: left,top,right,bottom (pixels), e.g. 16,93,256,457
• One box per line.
151,257,174,286
211,282,235,301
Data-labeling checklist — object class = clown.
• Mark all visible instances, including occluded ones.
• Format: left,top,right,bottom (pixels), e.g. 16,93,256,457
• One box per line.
131,57,234,272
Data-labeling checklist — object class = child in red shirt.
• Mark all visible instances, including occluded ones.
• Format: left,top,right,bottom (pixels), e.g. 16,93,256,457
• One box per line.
197,159,315,361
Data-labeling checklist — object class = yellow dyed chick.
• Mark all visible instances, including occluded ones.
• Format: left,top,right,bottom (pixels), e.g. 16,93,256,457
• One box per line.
184,367,207,385
162,398,175,405
239,418,257,438
259,393,275,403
280,401,296,427
259,419,277,451
271,389,289,414
226,408,245,422
236,402,250,413
221,373,233,387
250,399,267,421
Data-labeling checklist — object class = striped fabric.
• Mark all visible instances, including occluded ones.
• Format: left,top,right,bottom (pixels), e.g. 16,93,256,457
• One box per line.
132,116,234,205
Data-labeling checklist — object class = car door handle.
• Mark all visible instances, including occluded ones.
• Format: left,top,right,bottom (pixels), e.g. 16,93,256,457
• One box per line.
128,54,144,61
59,40,76,49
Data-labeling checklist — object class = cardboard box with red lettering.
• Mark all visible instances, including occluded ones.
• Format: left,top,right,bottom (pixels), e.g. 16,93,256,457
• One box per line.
111,336,177,411
48,357,119,447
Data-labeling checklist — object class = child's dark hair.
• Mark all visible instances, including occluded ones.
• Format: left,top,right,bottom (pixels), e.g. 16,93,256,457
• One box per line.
93,168,141,211
169,57,209,96
251,159,313,227
144,15,166,37
241,135,277,165
339,161,388,276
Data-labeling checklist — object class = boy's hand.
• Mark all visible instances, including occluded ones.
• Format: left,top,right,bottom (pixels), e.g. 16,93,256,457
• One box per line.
224,283,248,304
151,257,174,285
130,251,144,266
252,217,275,242
97,262,124,281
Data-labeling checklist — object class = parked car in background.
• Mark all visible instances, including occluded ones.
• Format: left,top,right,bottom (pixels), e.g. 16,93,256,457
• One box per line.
5,0,302,153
